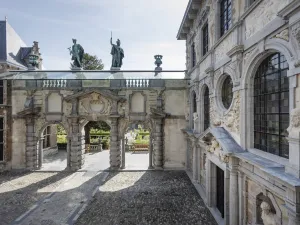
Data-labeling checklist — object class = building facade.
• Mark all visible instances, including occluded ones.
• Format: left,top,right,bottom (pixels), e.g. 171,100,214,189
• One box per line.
178,0,300,224
0,19,44,171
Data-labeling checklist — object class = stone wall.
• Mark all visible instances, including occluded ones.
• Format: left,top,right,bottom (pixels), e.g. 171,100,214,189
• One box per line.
164,118,186,168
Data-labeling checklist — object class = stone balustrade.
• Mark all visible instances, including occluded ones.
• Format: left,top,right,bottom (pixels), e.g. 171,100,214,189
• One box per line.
43,79,67,88
126,79,150,88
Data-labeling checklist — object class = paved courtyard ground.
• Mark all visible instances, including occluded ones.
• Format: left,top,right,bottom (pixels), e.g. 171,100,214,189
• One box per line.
41,150,150,171
0,151,217,225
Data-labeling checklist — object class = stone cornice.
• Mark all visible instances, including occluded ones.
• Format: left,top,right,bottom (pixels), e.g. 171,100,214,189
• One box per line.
177,0,202,40
277,0,300,20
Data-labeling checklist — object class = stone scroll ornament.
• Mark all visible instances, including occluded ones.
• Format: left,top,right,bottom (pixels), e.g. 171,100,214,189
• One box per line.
110,32,124,69
68,39,84,68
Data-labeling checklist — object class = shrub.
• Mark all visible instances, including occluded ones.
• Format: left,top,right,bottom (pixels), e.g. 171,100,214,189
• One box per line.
57,135,67,144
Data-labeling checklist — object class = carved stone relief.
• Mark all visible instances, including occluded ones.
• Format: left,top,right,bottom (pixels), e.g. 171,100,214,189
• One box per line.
206,137,229,163
223,91,240,133
271,29,289,42
215,32,235,63
260,202,277,225
210,97,221,126
245,0,289,39
79,93,112,116
291,22,300,46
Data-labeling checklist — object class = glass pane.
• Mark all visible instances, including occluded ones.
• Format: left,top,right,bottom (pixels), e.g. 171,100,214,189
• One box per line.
222,76,233,109
253,53,289,157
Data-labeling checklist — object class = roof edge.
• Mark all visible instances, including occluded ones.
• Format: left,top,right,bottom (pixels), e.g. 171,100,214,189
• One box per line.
176,0,193,40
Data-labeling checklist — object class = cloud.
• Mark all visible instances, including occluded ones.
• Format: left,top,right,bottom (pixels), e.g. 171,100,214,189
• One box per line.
0,7,81,26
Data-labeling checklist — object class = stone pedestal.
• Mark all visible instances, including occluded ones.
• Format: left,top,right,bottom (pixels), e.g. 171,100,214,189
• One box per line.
25,117,37,169
110,118,121,169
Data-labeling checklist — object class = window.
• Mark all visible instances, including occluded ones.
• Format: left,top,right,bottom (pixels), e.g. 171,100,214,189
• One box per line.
202,23,209,55
193,91,197,113
0,118,3,161
253,53,289,158
191,43,196,68
43,126,51,148
204,85,210,130
221,76,233,109
220,0,232,36
249,0,257,6
0,80,3,104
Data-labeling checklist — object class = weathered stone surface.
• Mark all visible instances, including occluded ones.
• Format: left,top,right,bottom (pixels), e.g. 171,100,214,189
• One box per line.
76,171,217,225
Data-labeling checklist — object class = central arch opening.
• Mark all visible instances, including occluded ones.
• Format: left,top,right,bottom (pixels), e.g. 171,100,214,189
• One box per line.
82,120,111,170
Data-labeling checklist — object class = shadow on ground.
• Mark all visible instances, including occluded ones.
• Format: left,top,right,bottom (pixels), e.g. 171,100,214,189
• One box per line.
76,171,217,225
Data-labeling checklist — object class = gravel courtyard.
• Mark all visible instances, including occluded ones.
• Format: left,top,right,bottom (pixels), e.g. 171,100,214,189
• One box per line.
76,171,217,225
0,154,216,225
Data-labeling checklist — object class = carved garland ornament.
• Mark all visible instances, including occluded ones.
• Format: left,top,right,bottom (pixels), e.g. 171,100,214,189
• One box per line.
207,138,229,163
79,93,112,116
271,29,289,42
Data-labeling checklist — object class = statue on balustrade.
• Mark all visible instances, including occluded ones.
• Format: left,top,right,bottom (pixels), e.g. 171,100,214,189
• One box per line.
110,32,124,69
68,39,84,68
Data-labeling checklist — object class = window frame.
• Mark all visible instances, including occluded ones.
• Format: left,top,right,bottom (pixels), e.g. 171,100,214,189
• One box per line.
220,0,232,37
191,43,196,68
221,75,233,110
203,85,210,131
43,126,51,149
202,23,209,56
253,53,289,158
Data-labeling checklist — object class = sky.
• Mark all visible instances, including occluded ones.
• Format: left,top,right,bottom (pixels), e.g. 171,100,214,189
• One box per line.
0,0,188,71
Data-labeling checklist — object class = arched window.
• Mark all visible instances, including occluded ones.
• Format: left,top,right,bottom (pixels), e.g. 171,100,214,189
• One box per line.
203,85,210,130
253,53,289,158
193,91,197,113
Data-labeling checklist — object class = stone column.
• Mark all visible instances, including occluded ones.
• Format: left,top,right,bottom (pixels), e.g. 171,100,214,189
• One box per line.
192,140,197,181
224,169,230,225
238,171,245,225
153,118,163,169
206,159,212,207
25,117,37,169
121,137,125,169
110,117,121,169
38,138,43,168
148,133,153,169
229,160,239,225
69,117,84,171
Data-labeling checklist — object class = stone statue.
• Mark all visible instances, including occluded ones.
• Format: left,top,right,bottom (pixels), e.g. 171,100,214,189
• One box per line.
287,107,300,137
260,202,277,225
68,39,84,68
110,34,124,69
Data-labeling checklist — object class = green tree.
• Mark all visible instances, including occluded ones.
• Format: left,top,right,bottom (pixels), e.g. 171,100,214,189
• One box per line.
82,53,104,70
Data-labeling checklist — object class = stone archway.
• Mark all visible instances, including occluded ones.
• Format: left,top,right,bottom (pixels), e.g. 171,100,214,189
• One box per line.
37,122,69,170
118,118,154,169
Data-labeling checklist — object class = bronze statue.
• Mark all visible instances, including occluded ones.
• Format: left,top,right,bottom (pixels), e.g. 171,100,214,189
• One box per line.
110,33,124,69
68,39,84,68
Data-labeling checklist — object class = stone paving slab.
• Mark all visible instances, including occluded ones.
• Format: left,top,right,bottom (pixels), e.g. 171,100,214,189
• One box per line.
76,171,217,225
13,171,109,225
0,171,73,225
